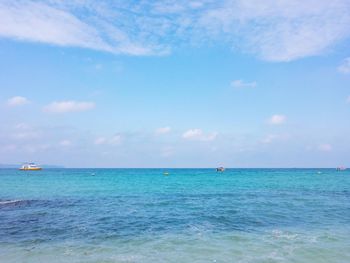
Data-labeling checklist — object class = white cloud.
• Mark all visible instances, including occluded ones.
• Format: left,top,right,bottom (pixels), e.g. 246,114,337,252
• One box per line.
231,80,256,89
1,1,350,61
6,96,29,106
110,135,122,145
94,137,107,145
14,123,30,129
60,139,72,147
338,58,350,74
43,101,95,113
261,134,290,144
318,144,332,152
182,129,217,141
0,2,107,50
261,134,278,144
11,131,41,140
11,123,41,140
268,114,286,125
200,0,350,61
155,126,171,135
0,1,163,56
94,135,122,145
95,64,103,70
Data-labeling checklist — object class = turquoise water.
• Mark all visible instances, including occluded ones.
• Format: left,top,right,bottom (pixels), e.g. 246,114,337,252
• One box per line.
1,168,350,262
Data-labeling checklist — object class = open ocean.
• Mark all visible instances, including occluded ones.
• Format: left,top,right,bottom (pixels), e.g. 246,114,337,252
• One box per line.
1,168,350,263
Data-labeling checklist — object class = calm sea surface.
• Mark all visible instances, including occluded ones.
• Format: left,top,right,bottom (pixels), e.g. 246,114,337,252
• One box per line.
1,168,350,262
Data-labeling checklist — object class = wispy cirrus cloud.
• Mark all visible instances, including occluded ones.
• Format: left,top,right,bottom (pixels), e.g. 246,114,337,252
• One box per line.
1,0,350,61
0,2,108,50
43,101,95,113
199,0,350,61
6,96,30,106
0,1,164,55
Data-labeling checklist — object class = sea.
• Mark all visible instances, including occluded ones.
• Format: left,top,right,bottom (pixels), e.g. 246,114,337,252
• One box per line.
0,168,349,263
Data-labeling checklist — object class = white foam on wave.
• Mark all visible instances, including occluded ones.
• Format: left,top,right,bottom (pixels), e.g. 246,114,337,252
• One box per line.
272,229,298,240
0,200,23,205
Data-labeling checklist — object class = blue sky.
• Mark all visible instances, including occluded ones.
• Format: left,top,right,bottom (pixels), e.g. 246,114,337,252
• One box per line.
0,0,349,168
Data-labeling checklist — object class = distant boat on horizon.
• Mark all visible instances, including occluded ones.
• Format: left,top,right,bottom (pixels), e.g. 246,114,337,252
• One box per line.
19,163,42,171
216,167,225,172
336,166,346,171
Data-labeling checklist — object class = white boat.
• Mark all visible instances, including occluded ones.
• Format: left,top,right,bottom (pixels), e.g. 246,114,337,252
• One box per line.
216,167,225,172
336,166,346,171
19,163,42,171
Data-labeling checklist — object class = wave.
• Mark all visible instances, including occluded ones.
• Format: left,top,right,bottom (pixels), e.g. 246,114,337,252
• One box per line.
0,200,26,206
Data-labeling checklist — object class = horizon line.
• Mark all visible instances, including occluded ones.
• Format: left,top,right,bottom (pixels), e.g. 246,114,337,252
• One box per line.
0,167,346,169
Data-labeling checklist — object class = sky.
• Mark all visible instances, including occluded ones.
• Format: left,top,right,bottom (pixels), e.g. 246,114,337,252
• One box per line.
0,0,349,168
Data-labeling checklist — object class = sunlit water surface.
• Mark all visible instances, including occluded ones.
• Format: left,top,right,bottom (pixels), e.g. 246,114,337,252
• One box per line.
1,168,349,262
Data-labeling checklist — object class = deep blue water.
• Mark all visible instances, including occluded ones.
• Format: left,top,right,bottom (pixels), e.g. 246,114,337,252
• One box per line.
1,168,350,262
